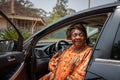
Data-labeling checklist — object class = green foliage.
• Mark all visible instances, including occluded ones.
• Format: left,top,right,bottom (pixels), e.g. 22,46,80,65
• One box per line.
47,13,61,24
0,27,18,40
91,33,99,40
53,0,68,17
46,0,76,25
90,33,99,45
20,29,31,40
0,27,30,40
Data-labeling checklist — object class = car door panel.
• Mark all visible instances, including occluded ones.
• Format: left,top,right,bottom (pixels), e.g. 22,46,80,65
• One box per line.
35,48,50,76
0,51,24,79
85,58,120,80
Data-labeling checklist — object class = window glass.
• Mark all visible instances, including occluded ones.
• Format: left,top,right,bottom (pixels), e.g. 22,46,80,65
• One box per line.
38,14,108,45
40,27,68,43
0,13,18,52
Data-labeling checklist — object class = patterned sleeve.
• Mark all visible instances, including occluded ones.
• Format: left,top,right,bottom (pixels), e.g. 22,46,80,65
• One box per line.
67,49,92,80
48,51,62,72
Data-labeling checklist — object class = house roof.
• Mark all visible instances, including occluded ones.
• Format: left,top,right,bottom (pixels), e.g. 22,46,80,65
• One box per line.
0,0,46,25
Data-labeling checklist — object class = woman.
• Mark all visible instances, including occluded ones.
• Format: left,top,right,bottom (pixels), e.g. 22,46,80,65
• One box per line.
39,23,92,80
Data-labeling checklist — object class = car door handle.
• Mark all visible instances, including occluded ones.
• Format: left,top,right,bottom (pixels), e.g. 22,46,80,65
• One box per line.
7,56,16,62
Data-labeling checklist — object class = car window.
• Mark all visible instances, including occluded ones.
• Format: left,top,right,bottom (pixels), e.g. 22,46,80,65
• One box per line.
40,27,68,43
87,32,99,46
0,14,18,52
39,26,99,44
0,40,15,52
38,14,108,45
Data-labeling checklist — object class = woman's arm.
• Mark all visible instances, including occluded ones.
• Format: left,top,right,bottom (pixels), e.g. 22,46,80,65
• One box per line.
48,51,62,72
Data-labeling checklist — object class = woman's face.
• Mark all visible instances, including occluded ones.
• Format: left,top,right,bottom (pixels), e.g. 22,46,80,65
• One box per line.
71,29,86,48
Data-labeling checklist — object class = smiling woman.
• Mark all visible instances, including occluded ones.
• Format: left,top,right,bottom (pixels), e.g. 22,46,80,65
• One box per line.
39,23,92,80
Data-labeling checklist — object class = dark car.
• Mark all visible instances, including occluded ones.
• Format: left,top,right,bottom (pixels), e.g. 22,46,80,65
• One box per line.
0,1,120,80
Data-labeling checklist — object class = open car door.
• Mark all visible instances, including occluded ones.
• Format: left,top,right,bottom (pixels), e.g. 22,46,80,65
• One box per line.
0,10,24,80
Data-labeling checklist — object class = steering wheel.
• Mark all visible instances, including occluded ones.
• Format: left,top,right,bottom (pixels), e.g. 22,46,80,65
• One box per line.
55,40,69,52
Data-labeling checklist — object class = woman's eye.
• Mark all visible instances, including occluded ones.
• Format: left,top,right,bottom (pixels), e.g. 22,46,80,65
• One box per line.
72,33,77,37
80,33,84,36
72,33,84,37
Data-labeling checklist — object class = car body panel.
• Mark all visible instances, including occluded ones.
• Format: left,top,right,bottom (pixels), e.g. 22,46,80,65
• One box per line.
85,5,120,80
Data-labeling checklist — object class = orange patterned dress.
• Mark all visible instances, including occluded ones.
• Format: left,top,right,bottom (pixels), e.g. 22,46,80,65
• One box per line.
39,45,92,80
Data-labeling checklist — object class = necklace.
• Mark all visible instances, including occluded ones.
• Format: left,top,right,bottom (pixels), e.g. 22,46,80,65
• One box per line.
73,44,86,53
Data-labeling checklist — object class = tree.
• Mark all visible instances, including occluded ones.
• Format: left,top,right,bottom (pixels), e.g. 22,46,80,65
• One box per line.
0,0,33,8
46,13,61,24
17,0,33,8
39,8,48,17
66,8,76,15
46,0,76,24
53,0,68,17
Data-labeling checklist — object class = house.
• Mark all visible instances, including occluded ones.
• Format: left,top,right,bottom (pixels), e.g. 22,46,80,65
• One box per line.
0,0,46,34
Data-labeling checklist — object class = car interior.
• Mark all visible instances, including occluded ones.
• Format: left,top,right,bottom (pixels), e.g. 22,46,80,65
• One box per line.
33,14,108,79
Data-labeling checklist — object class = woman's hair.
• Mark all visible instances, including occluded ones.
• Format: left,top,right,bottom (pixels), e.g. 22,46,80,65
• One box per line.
66,23,87,40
